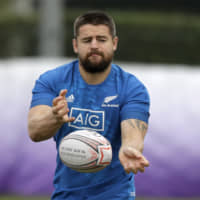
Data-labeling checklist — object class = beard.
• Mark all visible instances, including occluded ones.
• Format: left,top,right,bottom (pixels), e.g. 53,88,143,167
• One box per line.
79,51,113,74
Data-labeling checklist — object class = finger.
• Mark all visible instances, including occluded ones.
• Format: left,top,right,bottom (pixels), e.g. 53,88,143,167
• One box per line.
52,103,65,114
53,96,63,106
126,161,146,174
63,115,75,123
123,147,141,159
142,161,149,167
59,89,67,98
123,163,131,174
57,106,69,117
138,167,145,173
141,156,150,167
125,169,131,174
123,162,138,174
59,89,69,109
131,168,138,174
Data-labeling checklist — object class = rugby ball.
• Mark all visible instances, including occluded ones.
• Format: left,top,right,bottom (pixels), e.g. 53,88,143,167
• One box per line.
59,130,112,173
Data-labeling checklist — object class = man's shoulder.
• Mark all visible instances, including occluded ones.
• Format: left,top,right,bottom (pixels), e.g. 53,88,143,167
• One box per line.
45,60,77,75
111,63,148,98
111,63,140,84
39,60,77,81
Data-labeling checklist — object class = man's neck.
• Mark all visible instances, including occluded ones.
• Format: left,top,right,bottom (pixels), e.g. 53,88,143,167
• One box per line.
79,64,111,85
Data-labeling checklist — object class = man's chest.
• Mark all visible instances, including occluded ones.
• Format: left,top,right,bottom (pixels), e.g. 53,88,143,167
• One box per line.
65,88,120,132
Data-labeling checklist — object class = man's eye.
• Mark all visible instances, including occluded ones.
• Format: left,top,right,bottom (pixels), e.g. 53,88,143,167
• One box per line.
97,37,107,42
82,39,91,43
99,39,106,42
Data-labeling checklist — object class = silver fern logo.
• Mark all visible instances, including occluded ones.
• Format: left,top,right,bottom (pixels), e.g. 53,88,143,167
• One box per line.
102,95,119,107
104,95,118,103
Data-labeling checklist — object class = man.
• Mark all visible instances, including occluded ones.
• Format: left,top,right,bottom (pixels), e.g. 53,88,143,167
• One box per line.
28,11,150,200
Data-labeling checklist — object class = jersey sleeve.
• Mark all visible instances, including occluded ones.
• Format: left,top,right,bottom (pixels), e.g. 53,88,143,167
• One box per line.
120,75,150,123
30,71,57,108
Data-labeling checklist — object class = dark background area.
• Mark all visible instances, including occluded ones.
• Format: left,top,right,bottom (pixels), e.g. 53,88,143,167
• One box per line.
64,0,200,13
1,1,200,65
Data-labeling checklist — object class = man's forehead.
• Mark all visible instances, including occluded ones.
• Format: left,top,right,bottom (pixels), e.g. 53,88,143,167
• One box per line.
78,24,111,37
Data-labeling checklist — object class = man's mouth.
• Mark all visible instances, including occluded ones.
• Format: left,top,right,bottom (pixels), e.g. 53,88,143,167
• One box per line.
88,52,103,57
90,53,100,56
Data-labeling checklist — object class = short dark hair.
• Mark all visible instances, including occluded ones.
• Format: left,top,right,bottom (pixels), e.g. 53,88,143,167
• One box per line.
73,11,116,38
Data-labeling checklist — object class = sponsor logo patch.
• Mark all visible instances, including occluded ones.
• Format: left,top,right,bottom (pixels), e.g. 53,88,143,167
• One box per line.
69,107,105,131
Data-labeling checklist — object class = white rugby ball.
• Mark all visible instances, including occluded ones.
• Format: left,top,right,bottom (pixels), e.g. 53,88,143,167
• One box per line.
59,130,112,173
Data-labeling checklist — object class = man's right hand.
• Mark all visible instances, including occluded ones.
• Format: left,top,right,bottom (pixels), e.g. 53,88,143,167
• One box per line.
28,89,75,142
52,89,75,123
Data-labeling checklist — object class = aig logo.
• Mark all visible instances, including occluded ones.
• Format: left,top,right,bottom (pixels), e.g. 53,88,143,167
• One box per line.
69,107,105,131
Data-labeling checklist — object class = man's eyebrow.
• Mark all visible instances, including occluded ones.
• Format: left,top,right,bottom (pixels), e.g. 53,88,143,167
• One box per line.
80,36,92,40
96,35,108,38
80,35,108,40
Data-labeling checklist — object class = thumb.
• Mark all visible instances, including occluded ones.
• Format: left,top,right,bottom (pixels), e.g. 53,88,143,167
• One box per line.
59,89,67,98
63,114,75,123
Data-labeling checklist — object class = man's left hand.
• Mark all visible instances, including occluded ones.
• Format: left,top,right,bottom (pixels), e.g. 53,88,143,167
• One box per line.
119,146,149,174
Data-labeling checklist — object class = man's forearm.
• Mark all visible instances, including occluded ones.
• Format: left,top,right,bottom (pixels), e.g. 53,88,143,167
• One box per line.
121,119,148,153
28,105,63,142
121,131,144,153
120,119,149,174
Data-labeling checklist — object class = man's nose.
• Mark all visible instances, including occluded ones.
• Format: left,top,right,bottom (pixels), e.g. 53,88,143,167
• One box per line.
90,39,98,49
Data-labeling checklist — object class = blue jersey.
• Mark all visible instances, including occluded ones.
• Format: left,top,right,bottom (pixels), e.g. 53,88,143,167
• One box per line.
31,60,150,198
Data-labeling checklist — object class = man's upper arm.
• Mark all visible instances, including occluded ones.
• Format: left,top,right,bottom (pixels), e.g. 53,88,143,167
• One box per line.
120,75,150,124
31,72,56,108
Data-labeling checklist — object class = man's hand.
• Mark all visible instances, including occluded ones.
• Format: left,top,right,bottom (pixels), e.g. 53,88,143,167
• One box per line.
119,146,149,174
28,89,75,142
52,89,75,123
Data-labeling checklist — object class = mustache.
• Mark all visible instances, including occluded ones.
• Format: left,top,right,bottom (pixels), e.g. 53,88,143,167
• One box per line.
87,51,103,57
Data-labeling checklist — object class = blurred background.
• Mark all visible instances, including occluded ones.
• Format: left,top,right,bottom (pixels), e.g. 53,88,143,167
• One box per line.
0,0,200,199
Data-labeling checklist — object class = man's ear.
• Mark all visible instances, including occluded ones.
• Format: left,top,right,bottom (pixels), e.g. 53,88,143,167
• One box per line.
72,38,78,53
113,36,119,51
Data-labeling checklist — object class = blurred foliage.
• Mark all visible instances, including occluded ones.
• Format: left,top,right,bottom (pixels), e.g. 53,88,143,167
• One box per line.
0,8,200,65
0,0,12,13
0,13,38,57
64,0,200,13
